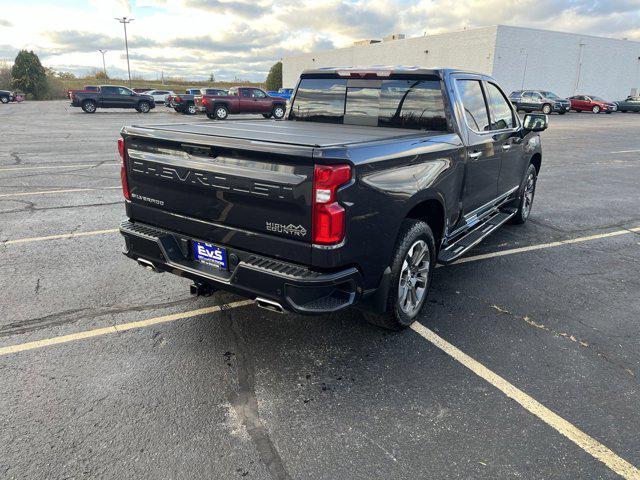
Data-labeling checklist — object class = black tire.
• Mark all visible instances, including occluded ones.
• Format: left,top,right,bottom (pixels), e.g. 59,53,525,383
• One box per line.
575,109,581,113
138,101,151,113
206,112,216,120
363,219,435,330
0,96,9,104
592,105,600,114
558,111,566,115
214,105,229,120
605,111,612,114
81,100,97,113
272,105,286,119
541,104,552,115
510,163,537,225
262,113,272,118
620,109,627,113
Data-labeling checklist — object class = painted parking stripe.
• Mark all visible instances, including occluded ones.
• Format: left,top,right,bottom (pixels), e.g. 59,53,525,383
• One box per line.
0,300,253,356
452,226,640,265
2,229,119,245
610,149,640,154
0,163,118,172
411,322,640,479
0,186,121,198
0,297,637,477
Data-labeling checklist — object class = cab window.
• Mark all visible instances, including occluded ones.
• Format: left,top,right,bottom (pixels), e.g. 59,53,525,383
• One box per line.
486,82,515,130
456,79,490,132
252,89,267,98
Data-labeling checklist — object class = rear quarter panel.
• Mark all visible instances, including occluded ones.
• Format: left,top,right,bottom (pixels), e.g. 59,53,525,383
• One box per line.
315,133,464,289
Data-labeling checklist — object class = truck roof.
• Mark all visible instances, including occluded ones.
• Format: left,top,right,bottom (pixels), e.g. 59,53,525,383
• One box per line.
123,120,429,148
300,66,485,78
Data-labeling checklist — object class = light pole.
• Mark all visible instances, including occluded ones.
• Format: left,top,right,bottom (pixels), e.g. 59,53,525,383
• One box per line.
115,16,134,87
520,49,529,90
98,49,107,77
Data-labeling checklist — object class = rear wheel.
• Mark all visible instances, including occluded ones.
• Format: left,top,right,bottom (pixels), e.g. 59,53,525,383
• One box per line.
81,100,96,113
187,104,197,115
510,163,537,225
0,96,9,104
272,105,285,119
541,104,552,114
363,219,435,330
592,105,601,114
138,101,151,113
206,112,216,120
214,105,229,120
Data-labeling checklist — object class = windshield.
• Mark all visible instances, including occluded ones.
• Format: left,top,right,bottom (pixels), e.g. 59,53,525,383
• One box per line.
590,96,605,101
289,76,448,131
541,91,560,99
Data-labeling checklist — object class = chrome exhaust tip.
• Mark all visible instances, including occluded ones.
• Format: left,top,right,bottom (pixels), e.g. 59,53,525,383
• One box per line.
255,297,284,314
137,258,157,271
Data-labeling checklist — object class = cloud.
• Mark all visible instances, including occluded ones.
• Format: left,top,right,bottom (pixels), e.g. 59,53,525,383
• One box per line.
2,0,639,82
183,0,274,18
46,30,158,52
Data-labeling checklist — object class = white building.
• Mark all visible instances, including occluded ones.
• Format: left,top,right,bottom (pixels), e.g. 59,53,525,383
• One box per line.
283,25,640,100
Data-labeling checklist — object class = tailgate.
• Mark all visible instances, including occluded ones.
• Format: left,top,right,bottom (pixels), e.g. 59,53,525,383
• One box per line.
123,132,315,262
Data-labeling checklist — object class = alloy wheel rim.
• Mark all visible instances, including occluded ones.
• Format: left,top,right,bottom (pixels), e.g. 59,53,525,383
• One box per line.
523,172,535,218
274,107,284,118
398,240,430,315
217,108,227,118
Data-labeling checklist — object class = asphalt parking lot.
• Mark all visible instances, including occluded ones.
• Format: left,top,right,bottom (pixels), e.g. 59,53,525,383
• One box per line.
1,100,639,479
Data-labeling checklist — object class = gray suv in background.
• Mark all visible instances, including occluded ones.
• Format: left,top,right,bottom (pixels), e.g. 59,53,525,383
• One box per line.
509,90,571,114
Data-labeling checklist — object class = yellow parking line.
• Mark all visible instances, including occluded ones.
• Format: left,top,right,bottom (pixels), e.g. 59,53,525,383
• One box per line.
411,322,640,479
2,229,119,245
0,163,118,172
452,226,640,265
0,300,253,356
0,187,121,198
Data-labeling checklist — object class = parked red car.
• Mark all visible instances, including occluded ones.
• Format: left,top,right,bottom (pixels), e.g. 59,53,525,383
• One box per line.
67,85,99,99
202,87,287,120
569,95,617,114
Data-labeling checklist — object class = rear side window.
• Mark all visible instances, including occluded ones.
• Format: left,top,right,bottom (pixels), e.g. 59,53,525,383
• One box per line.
486,82,515,130
456,80,490,132
101,86,118,94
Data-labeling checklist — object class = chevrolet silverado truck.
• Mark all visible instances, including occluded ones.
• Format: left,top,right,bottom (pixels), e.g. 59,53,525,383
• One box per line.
202,87,287,120
118,67,548,330
71,85,155,113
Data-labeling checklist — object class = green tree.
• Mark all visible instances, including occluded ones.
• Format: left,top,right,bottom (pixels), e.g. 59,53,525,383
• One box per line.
0,61,11,90
11,50,47,99
265,61,282,91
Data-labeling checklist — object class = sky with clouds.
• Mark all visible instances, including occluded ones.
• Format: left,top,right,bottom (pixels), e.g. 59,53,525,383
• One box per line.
0,0,639,81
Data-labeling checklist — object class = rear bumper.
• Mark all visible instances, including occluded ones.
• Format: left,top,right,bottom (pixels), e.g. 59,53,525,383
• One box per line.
120,220,363,314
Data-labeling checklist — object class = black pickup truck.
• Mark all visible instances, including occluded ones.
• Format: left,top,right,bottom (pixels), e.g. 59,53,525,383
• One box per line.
118,67,548,329
71,85,155,113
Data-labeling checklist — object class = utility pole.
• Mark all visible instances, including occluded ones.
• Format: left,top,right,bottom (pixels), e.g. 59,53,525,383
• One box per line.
98,49,107,77
520,49,529,90
115,16,134,87
573,41,586,96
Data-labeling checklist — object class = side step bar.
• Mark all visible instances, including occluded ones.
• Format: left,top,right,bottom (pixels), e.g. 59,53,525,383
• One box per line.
438,209,516,264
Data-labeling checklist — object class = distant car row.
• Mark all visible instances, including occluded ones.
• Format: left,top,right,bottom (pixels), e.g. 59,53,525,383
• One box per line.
509,90,639,114
0,90,25,103
68,84,291,119
166,87,288,119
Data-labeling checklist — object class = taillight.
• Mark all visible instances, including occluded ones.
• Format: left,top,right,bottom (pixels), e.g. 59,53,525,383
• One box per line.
312,164,351,245
175,95,182,103
202,96,209,105
118,137,130,200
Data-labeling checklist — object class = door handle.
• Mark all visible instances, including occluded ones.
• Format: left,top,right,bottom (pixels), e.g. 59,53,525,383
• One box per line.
502,144,511,151
468,151,482,160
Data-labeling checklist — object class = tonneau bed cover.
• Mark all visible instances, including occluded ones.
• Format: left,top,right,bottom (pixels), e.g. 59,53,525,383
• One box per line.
123,119,426,148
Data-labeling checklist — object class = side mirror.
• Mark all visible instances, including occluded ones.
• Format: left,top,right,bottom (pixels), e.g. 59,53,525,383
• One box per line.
523,113,548,132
